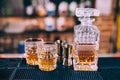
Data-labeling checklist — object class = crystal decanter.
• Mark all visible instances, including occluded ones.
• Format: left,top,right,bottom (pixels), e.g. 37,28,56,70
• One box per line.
73,8,100,71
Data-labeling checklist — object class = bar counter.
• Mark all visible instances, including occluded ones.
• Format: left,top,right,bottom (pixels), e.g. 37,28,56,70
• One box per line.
0,54,120,80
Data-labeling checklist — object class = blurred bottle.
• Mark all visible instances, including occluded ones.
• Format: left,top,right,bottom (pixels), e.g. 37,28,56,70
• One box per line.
31,0,38,17
26,5,34,16
69,1,77,16
58,1,68,16
56,17,66,31
13,38,19,53
12,0,24,16
44,17,55,31
5,3,13,16
24,0,37,17
79,0,85,8
18,41,25,54
23,0,33,16
36,5,47,17
36,0,46,17
0,37,5,53
45,2,56,16
4,35,12,53
0,0,6,16
117,0,120,51
85,0,92,8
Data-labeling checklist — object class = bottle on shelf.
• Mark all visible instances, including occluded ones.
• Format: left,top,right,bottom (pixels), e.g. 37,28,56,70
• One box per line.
79,0,85,8
0,0,13,16
36,0,46,17
5,3,13,16
12,38,19,53
31,0,38,17
45,2,56,16
26,5,34,16
56,17,66,31
58,1,68,16
4,35,12,53
44,17,55,31
69,1,77,16
23,0,32,16
85,0,92,8
18,41,25,53
36,5,47,17
0,37,5,53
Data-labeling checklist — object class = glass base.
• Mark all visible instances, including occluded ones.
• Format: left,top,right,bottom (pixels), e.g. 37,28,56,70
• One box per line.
73,59,98,71
26,59,38,66
39,65,56,71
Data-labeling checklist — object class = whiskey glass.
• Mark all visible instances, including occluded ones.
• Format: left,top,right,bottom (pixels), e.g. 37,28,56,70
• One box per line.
37,41,58,71
24,38,43,65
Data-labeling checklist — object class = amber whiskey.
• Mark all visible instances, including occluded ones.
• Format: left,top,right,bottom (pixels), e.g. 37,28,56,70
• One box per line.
38,51,57,71
26,46,38,65
73,43,98,71
78,50,95,64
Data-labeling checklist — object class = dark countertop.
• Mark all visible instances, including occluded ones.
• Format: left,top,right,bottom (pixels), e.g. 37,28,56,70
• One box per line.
0,58,120,80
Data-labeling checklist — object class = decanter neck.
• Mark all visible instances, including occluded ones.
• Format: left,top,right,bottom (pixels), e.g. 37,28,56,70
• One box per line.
78,17,94,25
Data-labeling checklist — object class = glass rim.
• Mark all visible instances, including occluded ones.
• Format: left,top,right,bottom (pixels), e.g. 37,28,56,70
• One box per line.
43,41,56,45
55,40,62,44
24,38,43,42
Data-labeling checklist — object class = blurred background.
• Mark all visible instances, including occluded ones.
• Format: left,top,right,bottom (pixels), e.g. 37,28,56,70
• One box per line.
0,0,120,55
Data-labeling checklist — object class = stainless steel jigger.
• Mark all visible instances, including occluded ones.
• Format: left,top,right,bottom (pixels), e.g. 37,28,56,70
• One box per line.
62,42,72,67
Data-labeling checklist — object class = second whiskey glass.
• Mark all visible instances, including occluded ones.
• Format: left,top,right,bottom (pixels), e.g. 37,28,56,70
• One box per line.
37,41,58,71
